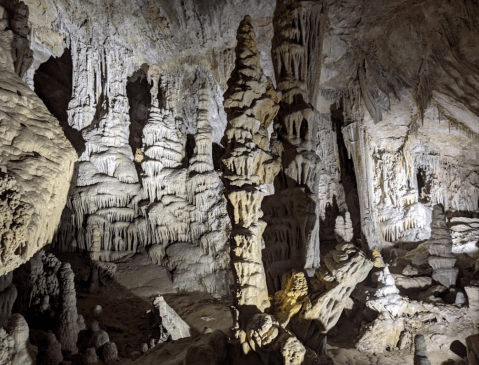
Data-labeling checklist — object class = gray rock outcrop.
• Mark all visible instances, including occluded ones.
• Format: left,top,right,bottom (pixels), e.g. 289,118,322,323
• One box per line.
0,3,76,276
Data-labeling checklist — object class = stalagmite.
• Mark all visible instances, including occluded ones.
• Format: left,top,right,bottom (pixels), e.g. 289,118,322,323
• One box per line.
54,263,79,354
152,295,190,341
428,205,458,287
414,335,431,365
465,286,479,327
372,247,386,268
6,314,37,365
367,266,405,317
270,270,309,327
221,15,281,313
221,16,309,365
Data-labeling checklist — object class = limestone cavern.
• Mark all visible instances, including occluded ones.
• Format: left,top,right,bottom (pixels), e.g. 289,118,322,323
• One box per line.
0,0,479,364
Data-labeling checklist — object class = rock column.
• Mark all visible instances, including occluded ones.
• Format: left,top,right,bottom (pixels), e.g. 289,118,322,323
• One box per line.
414,335,431,365
428,205,458,287
221,16,281,312
263,0,323,284
55,263,79,354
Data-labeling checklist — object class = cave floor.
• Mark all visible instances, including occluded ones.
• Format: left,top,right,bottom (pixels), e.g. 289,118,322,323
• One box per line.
50,250,464,365
51,251,233,362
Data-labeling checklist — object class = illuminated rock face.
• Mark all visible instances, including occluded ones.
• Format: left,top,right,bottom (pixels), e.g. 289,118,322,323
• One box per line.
327,0,479,250
221,15,281,312
18,0,479,296
4,0,479,362
262,0,323,289
0,5,76,277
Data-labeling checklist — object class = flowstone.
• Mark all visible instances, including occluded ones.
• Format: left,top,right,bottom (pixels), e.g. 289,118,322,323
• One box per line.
0,12,76,275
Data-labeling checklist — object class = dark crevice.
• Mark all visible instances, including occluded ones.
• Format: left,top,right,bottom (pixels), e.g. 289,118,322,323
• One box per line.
416,167,430,204
212,143,225,171
183,134,196,167
34,48,85,156
332,101,361,240
157,76,167,110
126,68,152,174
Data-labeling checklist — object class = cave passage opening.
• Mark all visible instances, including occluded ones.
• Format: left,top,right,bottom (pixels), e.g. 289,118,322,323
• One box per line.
34,48,85,155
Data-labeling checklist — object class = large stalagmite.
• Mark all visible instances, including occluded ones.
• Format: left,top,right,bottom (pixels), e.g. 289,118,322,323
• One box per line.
220,16,329,365
2,0,479,363
221,15,281,313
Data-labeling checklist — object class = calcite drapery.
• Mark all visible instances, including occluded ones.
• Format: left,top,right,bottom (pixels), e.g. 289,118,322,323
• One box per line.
221,15,281,312
143,79,231,294
262,0,323,289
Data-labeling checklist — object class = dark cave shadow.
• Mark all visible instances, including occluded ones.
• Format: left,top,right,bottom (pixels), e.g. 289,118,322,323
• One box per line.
320,195,340,243
34,48,85,156
13,250,235,363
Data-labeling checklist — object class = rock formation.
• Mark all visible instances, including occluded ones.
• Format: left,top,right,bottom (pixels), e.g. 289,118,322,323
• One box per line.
54,262,79,354
287,243,372,352
467,334,479,365
414,334,431,365
262,0,323,290
142,79,231,294
6,314,36,365
0,273,17,328
54,51,231,295
0,0,479,363
0,4,76,276
221,15,281,312
465,286,479,327
221,16,312,365
152,295,190,341
33,331,63,365
428,205,458,287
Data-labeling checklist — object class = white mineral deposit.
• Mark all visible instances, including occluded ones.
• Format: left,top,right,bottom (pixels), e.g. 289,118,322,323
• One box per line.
0,0,478,364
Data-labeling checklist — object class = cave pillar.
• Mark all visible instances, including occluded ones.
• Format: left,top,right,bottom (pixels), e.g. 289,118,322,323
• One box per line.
342,121,382,249
221,16,281,312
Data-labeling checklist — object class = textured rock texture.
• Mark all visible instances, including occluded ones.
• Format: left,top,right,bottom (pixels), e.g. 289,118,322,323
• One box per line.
0,3,76,276
332,0,479,249
152,295,190,341
221,15,280,312
30,0,242,295
17,0,479,260
3,0,479,362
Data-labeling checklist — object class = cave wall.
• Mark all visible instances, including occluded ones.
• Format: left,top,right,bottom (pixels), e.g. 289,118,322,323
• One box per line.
0,2,77,276
15,0,479,293
316,0,479,250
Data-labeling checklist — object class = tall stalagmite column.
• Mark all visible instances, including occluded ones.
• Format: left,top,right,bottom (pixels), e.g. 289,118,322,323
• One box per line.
221,16,281,312
263,0,323,287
